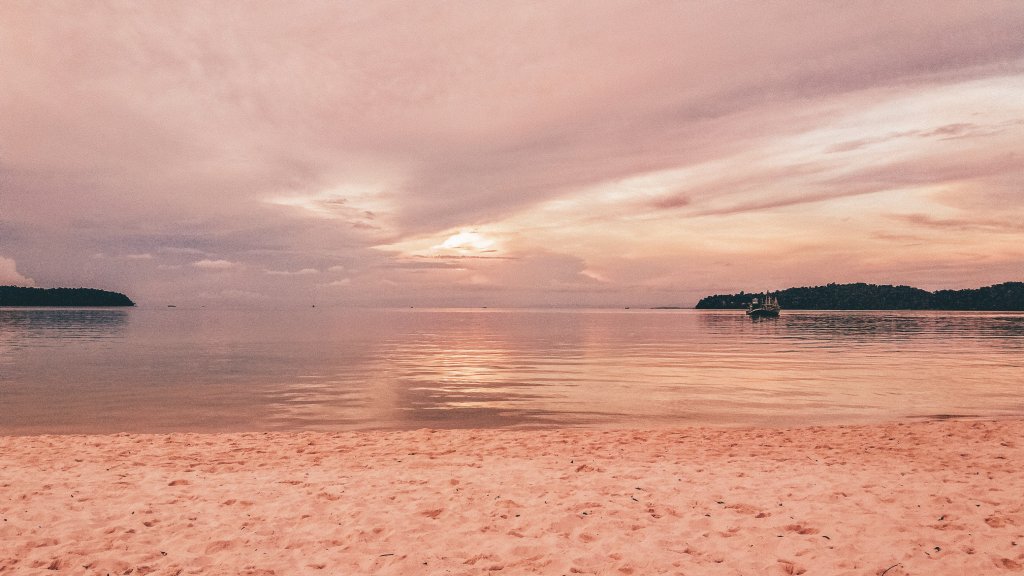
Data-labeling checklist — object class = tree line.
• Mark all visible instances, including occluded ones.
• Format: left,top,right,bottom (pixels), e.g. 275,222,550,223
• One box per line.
0,286,135,307
695,282,1024,311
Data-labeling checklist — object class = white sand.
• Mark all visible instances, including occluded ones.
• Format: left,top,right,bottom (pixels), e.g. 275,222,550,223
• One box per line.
1,419,1022,575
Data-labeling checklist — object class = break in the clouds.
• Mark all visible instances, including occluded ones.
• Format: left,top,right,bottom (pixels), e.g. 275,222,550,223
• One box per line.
1,1,1022,307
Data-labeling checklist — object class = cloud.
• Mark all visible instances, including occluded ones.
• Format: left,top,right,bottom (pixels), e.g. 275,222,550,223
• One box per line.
265,268,318,276
193,259,240,270
889,213,1021,233
651,194,692,210
0,256,34,286
826,121,1014,153
93,252,155,261
1,2,1022,306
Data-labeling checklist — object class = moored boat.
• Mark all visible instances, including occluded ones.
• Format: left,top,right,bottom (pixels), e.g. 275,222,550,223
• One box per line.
746,294,780,319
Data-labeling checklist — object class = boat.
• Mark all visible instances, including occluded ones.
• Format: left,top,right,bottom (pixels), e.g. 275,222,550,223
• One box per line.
746,293,780,319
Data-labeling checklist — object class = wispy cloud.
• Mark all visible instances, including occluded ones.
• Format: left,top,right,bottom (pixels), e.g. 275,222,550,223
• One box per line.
826,121,1017,153
264,268,318,276
890,213,1021,233
193,259,241,270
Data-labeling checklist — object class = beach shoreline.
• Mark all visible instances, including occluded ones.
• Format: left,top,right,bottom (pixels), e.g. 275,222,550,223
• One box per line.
2,419,1022,575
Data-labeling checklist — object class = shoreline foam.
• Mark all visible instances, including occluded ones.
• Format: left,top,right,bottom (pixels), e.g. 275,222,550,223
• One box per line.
2,419,1022,574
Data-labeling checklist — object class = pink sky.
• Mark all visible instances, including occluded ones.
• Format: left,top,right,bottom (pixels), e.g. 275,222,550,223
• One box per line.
1,1,1022,307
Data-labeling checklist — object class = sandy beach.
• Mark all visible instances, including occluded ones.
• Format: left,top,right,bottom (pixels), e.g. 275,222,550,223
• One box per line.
1,419,1021,575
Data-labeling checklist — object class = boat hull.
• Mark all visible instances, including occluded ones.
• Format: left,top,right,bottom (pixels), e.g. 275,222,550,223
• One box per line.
746,308,780,319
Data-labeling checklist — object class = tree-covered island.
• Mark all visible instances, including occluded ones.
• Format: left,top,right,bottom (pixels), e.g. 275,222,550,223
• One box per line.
0,286,135,307
694,282,1024,311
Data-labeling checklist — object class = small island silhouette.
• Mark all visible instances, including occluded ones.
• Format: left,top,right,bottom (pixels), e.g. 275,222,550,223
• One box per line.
0,286,135,307
694,282,1024,311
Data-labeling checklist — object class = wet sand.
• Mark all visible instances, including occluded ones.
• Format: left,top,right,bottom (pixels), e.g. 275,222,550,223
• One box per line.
1,419,1022,575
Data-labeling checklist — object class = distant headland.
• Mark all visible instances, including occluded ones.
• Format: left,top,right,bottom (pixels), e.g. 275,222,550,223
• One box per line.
0,286,135,307
695,282,1024,311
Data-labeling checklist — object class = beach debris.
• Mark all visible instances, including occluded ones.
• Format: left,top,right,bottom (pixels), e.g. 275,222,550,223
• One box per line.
879,563,901,576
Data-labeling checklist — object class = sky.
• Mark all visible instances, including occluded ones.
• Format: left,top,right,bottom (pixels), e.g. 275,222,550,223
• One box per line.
1,1,1022,307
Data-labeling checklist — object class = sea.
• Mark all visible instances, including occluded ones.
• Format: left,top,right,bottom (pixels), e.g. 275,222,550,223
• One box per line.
1,307,1021,434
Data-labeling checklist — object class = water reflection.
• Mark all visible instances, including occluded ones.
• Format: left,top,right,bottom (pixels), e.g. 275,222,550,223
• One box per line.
781,311,1024,343
700,309,1024,346
0,308,129,337
0,308,130,369
1,308,1021,433
374,311,594,428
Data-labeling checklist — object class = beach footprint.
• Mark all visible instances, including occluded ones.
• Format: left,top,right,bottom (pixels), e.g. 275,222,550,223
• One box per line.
768,558,807,575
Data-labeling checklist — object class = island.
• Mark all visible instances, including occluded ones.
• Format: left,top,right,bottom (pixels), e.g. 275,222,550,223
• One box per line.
0,286,135,307
695,282,1024,311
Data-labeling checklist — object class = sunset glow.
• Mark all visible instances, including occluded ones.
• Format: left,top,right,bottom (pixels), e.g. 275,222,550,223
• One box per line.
1,2,1022,306
438,232,496,253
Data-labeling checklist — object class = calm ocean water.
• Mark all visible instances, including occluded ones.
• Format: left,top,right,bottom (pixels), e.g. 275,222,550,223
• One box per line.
1,307,1021,433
